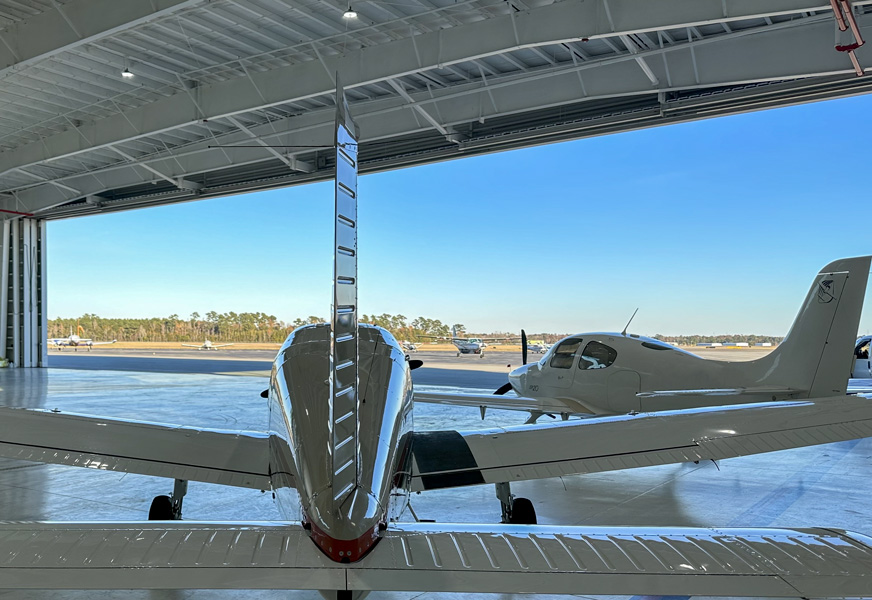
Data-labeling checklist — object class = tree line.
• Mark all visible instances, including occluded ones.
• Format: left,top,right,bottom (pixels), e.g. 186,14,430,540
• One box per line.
49,312,478,344
48,313,783,345
653,334,783,346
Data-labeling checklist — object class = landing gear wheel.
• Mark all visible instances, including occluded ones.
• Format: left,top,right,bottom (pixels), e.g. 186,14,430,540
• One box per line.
148,479,188,520
508,497,537,525
148,495,174,520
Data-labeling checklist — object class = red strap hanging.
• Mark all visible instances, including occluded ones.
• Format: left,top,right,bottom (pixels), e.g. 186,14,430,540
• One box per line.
830,0,866,76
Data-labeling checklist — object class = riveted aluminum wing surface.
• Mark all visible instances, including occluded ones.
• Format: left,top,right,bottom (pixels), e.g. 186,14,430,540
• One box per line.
0,522,868,597
411,395,872,491
0,407,272,489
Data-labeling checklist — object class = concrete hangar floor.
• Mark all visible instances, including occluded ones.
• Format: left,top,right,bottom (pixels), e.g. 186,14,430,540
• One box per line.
1,358,871,600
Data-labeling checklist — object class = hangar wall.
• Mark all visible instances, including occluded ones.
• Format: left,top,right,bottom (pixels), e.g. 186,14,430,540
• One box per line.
0,219,48,368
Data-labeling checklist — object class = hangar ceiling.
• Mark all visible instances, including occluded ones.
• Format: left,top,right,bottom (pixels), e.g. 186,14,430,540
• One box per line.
0,0,869,219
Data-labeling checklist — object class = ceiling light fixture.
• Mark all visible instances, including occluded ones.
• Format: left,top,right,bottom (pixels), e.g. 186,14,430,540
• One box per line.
343,6,357,18
121,67,134,79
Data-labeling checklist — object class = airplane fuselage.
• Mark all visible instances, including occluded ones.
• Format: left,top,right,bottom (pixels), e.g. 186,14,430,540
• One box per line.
267,323,413,563
508,333,814,415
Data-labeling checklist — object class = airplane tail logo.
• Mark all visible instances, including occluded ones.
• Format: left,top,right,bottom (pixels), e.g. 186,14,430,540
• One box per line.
817,279,836,304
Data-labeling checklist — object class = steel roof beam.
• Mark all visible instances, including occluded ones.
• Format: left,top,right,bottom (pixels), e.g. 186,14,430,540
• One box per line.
0,0,205,79
6,12,872,217
0,0,859,178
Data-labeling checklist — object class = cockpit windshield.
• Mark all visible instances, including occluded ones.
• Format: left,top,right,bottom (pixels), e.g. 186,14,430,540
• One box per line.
549,338,583,369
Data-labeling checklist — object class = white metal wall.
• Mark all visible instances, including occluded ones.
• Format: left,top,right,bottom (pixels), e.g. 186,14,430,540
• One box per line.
0,218,47,368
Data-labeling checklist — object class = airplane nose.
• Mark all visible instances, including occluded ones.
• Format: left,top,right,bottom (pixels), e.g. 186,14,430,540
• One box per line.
508,363,537,392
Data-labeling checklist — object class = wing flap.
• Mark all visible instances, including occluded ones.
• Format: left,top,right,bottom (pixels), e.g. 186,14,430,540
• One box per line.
0,521,868,597
0,407,273,489
411,395,872,491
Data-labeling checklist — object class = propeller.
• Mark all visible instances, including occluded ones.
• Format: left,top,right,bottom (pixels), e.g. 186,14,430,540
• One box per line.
493,329,528,396
521,329,527,366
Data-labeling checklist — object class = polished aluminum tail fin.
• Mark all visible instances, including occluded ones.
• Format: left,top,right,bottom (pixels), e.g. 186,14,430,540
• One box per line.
749,256,870,397
330,77,361,506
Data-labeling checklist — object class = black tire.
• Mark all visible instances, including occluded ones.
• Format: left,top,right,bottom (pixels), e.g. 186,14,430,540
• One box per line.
148,495,175,520
509,498,537,525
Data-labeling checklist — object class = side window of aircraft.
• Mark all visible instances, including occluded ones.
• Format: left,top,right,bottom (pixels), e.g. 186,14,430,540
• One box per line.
579,341,617,370
550,338,583,369
858,340,870,360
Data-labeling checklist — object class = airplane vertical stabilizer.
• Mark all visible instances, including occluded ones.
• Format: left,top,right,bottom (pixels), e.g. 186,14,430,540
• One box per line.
330,76,361,507
749,256,870,397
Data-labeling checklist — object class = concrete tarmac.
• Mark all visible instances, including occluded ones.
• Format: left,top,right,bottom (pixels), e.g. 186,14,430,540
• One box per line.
1,366,872,600
47,349,516,388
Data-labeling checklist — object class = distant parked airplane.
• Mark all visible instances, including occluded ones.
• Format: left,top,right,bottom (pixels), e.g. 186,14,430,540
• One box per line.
49,327,116,351
181,340,233,350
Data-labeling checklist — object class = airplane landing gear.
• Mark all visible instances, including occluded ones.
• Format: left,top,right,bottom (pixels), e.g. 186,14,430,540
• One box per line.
148,479,188,520
495,482,537,525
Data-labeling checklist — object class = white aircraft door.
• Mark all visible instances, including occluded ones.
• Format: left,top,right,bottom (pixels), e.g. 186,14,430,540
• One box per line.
545,338,583,389
853,337,871,378
607,370,641,413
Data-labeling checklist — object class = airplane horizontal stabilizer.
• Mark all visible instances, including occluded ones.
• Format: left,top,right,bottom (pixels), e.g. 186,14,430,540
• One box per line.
413,390,581,415
411,395,872,491
0,521,867,597
0,407,273,489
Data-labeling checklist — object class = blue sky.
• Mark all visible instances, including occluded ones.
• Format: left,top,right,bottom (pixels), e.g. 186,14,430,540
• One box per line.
48,94,872,336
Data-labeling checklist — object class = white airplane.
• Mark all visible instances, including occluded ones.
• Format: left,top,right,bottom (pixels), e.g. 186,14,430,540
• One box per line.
49,327,117,351
181,339,233,350
853,334,871,378
400,340,420,352
441,326,517,356
526,339,551,354
418,256,872,423
0,86,870,597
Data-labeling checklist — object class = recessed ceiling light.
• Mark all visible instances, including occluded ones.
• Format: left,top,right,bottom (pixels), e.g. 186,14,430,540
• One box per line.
343,6,357,18
121,68,134,79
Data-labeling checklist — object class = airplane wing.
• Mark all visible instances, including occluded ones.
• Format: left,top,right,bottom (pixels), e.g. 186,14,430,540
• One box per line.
410,395,872,491
0,521,868,597
0,406,273,489
212,343,234,348
181,344,202,348
88,339,116,346
414,390,584,416
47,339,68,346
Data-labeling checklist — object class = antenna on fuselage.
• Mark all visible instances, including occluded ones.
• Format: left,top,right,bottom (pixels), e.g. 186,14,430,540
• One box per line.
621,308,639,336
330,73,361,507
